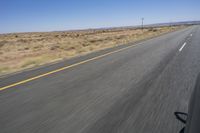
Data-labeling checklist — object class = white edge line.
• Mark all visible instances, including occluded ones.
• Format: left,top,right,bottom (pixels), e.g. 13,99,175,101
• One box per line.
179,42,187,52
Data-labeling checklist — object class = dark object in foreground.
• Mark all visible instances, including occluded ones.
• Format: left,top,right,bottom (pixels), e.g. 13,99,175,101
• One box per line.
174,112,187,133
175,74,200,133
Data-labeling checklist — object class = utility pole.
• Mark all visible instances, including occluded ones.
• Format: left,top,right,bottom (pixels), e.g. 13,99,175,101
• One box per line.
141,18,144,31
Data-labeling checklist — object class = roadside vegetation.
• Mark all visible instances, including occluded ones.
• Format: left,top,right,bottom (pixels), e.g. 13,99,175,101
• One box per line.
0,26,185,75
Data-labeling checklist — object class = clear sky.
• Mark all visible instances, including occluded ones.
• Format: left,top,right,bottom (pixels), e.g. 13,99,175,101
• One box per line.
0,0,199,33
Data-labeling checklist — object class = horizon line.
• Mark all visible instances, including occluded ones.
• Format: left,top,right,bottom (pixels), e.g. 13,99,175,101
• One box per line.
1,20,200,35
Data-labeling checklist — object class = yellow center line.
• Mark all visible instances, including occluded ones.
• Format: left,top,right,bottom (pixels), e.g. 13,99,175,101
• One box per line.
0,44,137,91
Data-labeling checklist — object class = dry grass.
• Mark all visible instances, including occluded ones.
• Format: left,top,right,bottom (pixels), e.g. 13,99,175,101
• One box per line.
0,26,185,75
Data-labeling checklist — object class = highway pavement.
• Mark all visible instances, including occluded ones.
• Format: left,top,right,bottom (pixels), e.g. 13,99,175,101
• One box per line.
1,26,200,133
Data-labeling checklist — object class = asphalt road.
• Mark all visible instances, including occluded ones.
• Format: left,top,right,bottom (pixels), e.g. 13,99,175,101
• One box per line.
1,26,200,133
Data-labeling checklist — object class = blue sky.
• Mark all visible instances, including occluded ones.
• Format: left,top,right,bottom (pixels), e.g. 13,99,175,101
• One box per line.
0,0,199,33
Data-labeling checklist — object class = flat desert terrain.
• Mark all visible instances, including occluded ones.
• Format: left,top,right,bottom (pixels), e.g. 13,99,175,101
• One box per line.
0,26,184,75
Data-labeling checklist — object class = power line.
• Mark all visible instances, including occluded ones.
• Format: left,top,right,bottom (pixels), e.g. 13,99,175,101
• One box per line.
141,18,144,31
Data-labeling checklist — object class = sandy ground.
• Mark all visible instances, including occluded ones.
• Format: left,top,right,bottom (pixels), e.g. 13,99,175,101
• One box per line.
0,26,184,75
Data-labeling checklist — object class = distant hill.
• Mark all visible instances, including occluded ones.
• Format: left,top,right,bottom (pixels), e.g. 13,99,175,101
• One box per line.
145,21,200,27
77,21,200,31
